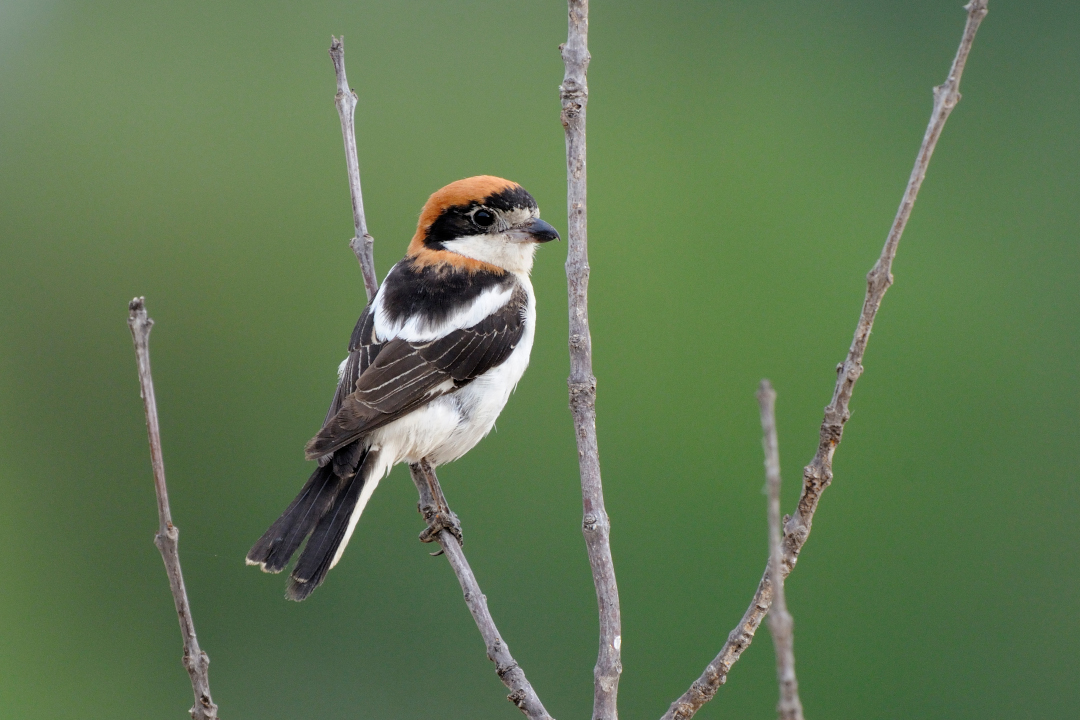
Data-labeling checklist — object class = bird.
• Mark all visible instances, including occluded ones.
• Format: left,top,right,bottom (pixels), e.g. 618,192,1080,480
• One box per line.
246,175,559,601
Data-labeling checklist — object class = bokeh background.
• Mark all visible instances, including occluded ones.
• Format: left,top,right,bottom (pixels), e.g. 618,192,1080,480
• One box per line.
1,1,1077,718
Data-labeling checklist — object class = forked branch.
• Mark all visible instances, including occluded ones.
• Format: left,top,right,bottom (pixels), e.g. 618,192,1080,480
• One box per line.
661,3,988,718
560,2,623,720
758,381,805,720
329,36,379,301
408,462,554,720
127,297,219,720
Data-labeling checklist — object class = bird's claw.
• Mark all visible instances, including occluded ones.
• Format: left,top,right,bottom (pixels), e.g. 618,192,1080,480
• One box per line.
418,506,463,548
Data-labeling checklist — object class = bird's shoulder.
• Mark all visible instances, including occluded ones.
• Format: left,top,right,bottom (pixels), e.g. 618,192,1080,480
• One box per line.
370,255,528,344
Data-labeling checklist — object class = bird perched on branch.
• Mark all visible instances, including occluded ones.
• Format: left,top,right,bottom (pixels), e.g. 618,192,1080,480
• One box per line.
247,176,559,600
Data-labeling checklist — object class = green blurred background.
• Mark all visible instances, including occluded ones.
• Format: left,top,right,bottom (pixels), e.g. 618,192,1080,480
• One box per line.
1,1,1077,718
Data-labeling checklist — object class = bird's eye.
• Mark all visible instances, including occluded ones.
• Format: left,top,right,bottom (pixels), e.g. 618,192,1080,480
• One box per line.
473,209,495,227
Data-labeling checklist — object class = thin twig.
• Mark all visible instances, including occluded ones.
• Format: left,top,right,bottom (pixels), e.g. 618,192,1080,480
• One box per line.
560,2,622,719
127,297,219,720
331,33,548,719
661,3,988,718
408,461,554,720
329,36,379,302
758,381,805,720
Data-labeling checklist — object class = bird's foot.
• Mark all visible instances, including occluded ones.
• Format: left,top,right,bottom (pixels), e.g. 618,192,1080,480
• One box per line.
418,504,463,549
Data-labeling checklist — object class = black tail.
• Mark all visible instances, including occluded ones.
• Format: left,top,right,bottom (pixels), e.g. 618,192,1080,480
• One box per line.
247,445,377,601
246,463,342,574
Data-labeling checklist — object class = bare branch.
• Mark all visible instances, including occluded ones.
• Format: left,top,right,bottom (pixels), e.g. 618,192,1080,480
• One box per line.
758,381,805,720
661,3,988,718
127,297,218,720
408,461,554,720
329,36,379,302
560,2,622,719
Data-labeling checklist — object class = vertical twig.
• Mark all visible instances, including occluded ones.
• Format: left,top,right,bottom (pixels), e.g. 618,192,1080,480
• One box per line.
758,381,805,720
329,36,379,301
560,2,622,719
127,297,219,720
408,462,554,720
661,3,988,718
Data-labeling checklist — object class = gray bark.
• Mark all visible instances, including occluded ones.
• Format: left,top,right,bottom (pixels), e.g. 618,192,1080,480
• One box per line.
127,298,219,720
560,3,622,720
758,381,805,720
329,36,379,302
661,3,988,718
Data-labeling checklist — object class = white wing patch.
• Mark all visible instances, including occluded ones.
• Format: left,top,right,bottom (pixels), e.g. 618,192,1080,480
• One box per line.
371,281,514,343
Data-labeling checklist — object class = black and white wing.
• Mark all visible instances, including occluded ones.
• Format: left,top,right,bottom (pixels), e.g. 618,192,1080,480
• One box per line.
306,283,527,460
322,304,382,427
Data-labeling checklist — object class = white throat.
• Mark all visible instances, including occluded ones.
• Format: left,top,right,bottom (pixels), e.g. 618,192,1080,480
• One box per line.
440,234,539,275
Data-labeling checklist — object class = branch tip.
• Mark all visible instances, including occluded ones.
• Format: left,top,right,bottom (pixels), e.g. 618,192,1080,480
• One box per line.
329,31,379,301
127,299,218,720
758,383,805,720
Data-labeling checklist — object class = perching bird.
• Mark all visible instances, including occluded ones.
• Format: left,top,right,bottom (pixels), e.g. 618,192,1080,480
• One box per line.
246,176,559,600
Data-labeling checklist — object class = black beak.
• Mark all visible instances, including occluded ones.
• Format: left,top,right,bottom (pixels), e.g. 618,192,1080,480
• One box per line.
525,217,560,243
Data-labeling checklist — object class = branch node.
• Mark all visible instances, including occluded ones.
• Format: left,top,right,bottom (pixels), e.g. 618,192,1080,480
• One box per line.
508,689,529,709
496,660,520,679
567,378,597,411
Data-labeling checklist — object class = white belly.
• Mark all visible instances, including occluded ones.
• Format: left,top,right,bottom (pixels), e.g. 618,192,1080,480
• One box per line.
366,277,536,475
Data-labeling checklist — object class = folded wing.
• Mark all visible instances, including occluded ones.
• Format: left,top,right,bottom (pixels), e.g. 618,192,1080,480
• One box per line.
305,284,527,459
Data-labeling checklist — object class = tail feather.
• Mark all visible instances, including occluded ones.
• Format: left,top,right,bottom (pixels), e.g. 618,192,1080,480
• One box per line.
285,469,367,601
247,442,380,601
246,463,342,573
